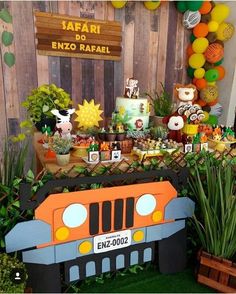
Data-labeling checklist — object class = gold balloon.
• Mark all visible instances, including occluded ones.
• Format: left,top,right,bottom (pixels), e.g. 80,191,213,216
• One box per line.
216,22,235,41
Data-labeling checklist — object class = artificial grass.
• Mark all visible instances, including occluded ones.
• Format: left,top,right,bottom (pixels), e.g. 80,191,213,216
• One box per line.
78,266,215,293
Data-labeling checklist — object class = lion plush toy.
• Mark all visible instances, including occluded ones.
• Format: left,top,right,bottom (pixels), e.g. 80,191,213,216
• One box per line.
124,78,139,99
174,83,198,107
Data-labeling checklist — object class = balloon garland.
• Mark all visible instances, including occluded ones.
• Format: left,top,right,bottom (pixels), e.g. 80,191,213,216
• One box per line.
111,1,161,10
176,1,235,125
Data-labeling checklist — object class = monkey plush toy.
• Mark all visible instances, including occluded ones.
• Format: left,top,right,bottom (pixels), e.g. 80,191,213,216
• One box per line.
162,113,187,143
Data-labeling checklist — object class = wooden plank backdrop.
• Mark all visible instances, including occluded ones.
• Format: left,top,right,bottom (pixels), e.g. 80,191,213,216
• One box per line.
0,1,190,151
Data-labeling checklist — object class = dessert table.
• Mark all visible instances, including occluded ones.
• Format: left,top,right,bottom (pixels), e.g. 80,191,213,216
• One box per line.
33,132,134,174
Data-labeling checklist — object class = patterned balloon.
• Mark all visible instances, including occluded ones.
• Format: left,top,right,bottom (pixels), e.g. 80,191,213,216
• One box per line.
204,43,224,64
200,85,218,104
183,10,201,29
216,22,235,41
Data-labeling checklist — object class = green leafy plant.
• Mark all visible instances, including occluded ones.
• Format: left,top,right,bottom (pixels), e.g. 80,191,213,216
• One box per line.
189,158,236,259
50,135,72,155
150,126,168,140
0,139,34,250
146,82,173,117
111,112,132,131
0,253,27,293
0,139,29,187
22,84,73,123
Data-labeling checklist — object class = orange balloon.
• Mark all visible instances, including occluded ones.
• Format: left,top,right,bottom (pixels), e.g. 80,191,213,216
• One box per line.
187,44,194,57
193,23,209,38
196,99,207,107
192,77,198,85
204,43,224,64
214,66,225,80
195,78,207,90
208,98,218,106
199,1,212,15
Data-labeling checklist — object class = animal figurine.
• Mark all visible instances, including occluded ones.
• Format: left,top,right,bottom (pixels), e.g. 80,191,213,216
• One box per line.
135,119,143,131
174,84,198,107
124,78,140,99
162,113,187,143
51,109,75,139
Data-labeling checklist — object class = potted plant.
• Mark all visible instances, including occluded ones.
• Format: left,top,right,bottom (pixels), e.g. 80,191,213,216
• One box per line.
0,253,27,293
106,125,117,142
150,125,168,140
145,82,173,126
50,135,72,166
189,157,236,292
22,84,73,131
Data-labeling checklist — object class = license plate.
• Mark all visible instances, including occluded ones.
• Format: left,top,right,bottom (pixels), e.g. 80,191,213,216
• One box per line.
94,230,131,253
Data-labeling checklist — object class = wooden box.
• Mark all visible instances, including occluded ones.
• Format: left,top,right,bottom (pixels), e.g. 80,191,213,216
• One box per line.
197,250,236,293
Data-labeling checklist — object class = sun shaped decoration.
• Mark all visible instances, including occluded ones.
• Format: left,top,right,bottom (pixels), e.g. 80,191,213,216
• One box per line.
75,99,103,130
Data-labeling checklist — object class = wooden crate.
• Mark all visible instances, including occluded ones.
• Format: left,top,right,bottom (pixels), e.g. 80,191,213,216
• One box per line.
197,251,236,293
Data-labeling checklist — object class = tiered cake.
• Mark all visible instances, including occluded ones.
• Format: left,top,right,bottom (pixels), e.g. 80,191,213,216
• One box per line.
115,78,150,131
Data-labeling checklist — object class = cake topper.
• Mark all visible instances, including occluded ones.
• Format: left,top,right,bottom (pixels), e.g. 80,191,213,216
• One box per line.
124,77,139,99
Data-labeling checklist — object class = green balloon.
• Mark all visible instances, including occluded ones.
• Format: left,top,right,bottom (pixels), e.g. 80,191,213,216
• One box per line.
214,58,224,66
176,1,187,13
187,67,195,78
205,69,219,82
186,1,203,11
206,115,218,126
190,33,196,43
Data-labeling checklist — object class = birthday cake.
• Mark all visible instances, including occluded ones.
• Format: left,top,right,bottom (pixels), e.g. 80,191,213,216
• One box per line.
115,78,150,131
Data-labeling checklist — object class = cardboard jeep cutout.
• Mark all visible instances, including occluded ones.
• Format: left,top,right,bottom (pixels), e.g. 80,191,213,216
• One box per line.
5,168,194,292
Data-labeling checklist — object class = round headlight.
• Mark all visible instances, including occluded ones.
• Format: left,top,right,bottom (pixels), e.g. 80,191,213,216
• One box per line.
62,204,87,228
136,194,156,216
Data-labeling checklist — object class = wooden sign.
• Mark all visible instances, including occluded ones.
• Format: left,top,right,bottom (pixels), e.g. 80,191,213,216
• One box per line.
34,11,122,61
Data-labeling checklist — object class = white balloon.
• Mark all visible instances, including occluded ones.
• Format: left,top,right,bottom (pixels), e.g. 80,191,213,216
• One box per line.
183,10,201,29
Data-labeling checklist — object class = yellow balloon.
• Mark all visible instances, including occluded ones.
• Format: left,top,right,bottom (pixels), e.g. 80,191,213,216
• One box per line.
216,22,235,41
211,4,230,24
111,1,127,9
208,21,219,33
192,38,209,53
144,1,161,10
207,81,216,86
189,53,206,69
202,111,209,122
194,68,205,79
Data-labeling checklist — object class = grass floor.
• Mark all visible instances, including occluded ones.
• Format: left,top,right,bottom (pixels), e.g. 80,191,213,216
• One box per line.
77,266,215,293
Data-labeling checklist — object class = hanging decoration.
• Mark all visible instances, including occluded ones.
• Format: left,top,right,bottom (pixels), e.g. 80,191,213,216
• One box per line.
75,99,103,130
176,1,235,125
111,1,162,11
0,8,15,68
111,1,127,9
144,1,161,11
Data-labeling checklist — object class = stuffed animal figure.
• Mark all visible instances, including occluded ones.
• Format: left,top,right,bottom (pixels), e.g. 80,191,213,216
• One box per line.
124,78,139,99
162,113,187,143
51,109,75,139
174,84,198,107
